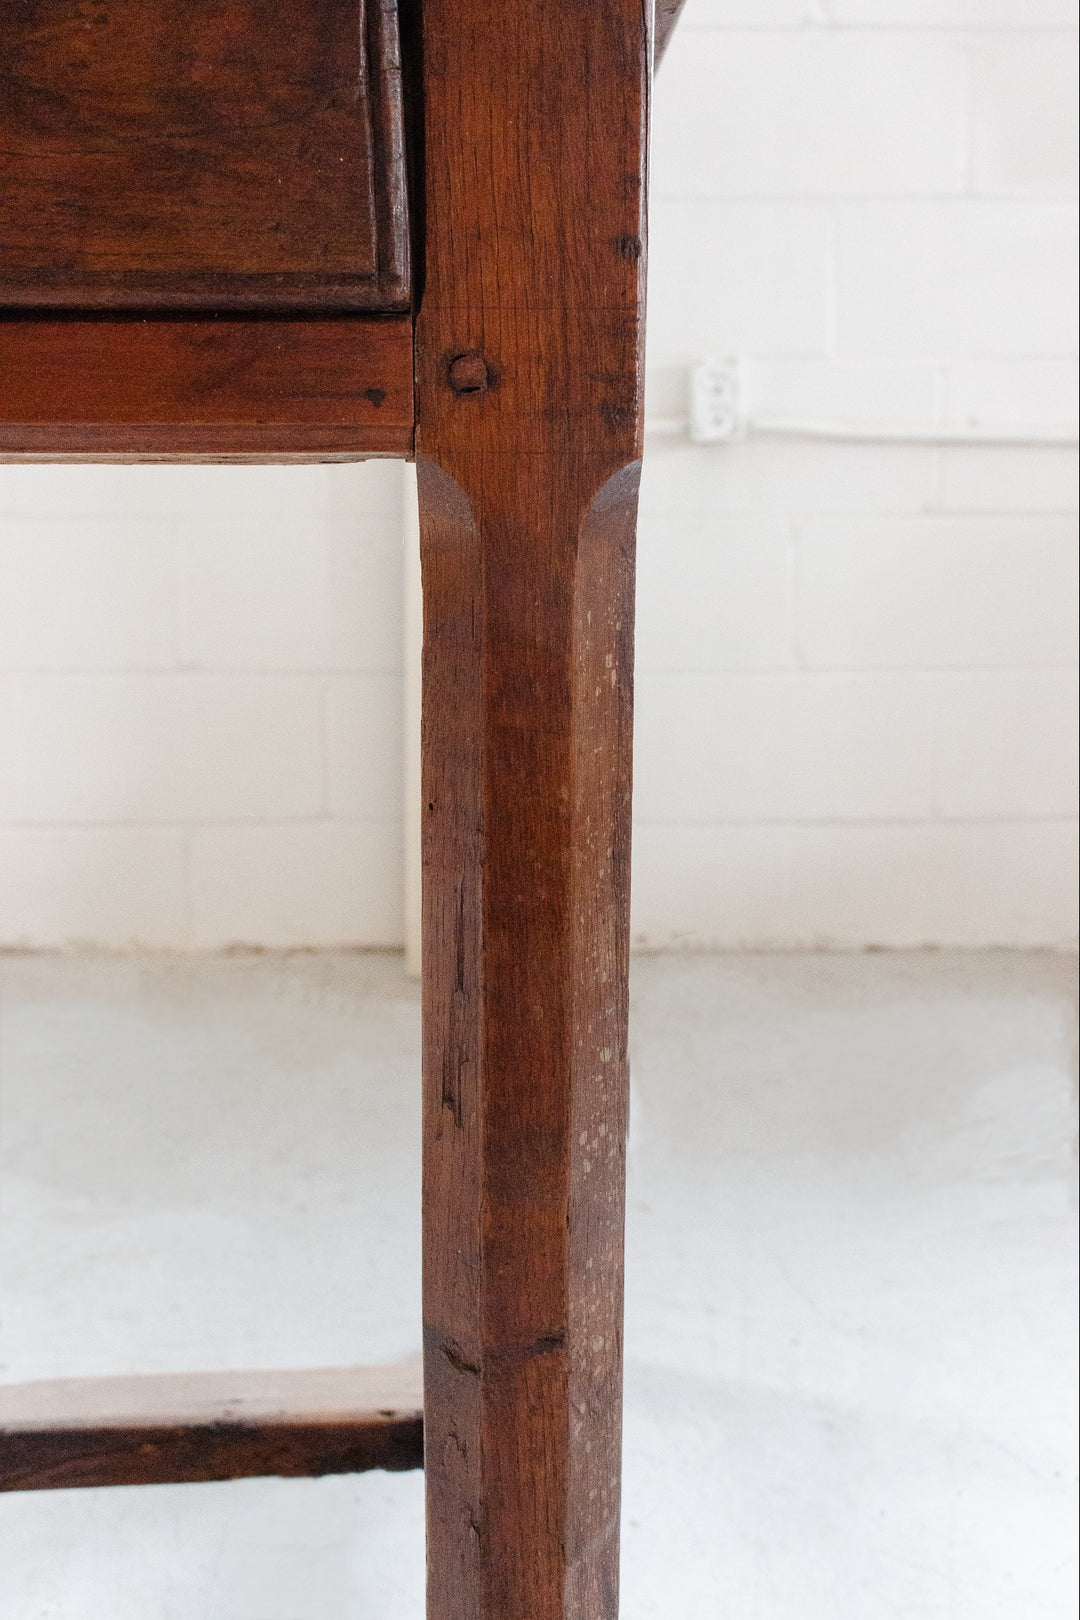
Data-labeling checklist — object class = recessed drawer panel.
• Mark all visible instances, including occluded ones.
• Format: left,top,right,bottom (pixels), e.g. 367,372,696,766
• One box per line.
0,0,409,311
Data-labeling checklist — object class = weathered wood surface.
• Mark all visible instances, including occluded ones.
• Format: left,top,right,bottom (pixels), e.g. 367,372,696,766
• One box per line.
0,1362,423,1492
0,0,409,312
412,0,649,1615
0,314,414,460
0,2,659,1613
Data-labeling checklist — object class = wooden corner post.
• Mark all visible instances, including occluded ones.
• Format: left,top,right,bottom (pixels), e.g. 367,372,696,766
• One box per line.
412,2,650,1615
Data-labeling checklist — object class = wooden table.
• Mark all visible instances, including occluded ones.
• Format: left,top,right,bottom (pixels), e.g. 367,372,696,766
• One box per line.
0,3,686,1613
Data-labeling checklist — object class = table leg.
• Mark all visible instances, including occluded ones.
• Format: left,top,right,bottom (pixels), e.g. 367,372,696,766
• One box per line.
419,452,639,1618
411,7,649,1609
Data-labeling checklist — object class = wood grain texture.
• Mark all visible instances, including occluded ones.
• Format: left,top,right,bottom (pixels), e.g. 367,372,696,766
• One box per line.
654,0,688,64
411,2,649,1615
0,1363,423,1491
0,315,414,459
0,0,409,311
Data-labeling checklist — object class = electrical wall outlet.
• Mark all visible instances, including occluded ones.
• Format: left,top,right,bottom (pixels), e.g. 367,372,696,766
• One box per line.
689,356,742,444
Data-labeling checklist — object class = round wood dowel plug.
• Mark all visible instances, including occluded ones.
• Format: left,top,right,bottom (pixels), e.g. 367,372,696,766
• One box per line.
447,351,491,394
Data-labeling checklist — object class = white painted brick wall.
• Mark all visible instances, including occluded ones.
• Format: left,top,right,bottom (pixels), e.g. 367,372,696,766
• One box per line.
0,464,405,948
638,0,1077,949
1,0,1077,950
834,202,1078,357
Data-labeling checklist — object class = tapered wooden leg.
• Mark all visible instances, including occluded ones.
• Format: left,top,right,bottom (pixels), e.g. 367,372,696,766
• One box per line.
411,4,650,1614
420,455,639,1617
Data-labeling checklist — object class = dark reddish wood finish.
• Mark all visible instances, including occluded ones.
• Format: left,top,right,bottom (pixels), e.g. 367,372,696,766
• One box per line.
2,1415,424,1492
0,1365,423,1491
0,0,409,312
0,315,414,459
0,0,690,1609
413,2,649,1615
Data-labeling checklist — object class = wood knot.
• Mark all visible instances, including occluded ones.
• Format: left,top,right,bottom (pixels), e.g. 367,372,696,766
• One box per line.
447,351,491,395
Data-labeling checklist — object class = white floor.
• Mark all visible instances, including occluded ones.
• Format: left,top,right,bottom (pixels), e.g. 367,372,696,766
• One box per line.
0,950,1076,1619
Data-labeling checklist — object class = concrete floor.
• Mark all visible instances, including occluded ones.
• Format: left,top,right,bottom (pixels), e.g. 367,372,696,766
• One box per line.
0,950,1076,1619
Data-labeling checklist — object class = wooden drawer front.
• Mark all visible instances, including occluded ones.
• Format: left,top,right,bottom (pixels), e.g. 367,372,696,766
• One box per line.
0,0,409,311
